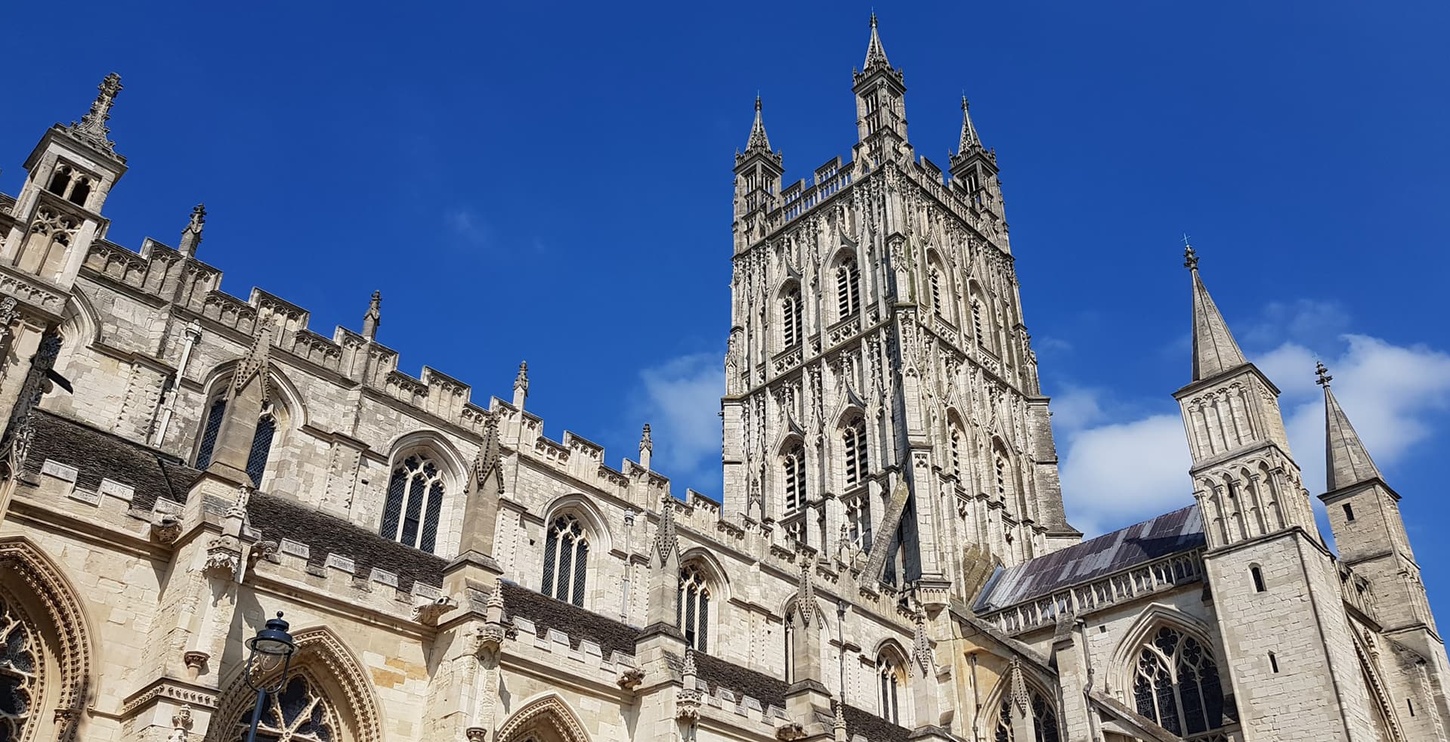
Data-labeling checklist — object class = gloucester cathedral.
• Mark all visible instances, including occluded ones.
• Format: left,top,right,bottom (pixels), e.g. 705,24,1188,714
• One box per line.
0,16,1445,742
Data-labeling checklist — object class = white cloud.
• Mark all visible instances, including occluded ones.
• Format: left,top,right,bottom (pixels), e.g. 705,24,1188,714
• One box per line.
1059,414,1191,537
635,353,725,493
445,208,491,246
1057,329,1450,538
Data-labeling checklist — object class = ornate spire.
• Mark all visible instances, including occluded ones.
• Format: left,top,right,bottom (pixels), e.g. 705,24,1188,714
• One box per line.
1318,362,1385,491
862,13,892,72
362,291,381,341
639,423,653,470
744,96,773,154
66,73,123,155
178,204,206,257
512,361,529,408
1185,243,1248,382
957,96,983,154
797,554,815,628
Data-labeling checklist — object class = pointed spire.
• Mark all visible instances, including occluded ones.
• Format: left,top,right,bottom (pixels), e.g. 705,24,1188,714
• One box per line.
1318,363,1385,491
863,13,892,72
66,73,123,155
745,96,772,154
361,290,381,341
1185,244,1249,382
512,361,529,408
639,423,653,470
652,493,678,568
178,204,206,257
957,96,983,154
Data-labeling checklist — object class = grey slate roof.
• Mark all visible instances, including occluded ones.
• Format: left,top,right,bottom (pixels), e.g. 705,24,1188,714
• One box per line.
973,504,1205,613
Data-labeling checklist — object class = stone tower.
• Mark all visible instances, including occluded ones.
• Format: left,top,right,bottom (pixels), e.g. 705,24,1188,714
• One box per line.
719,17,1078,609
1175,247,1379,740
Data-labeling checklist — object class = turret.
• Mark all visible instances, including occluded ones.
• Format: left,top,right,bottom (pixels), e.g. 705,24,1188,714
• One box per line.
732,96,783,251
1,74,129,290
949,96,1004,221
851,14,910,166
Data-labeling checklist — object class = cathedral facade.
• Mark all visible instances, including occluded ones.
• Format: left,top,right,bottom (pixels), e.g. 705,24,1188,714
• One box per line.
0,17,1445,742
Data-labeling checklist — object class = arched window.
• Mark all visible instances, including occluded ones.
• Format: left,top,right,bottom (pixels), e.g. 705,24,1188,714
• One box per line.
542,515,589,606
0,591,39,742
678,563,711,653
1132,626,1229,736
380,454,446,553
783,443,807,512
231,674,339,742
877,651,906,725
994,451,1009,500
993,687,1060,742
782,286,803,349
783,610,796,683
972,298,987,347
843,417,868,488
195,397,281,488
845,494,872,552
836,257,861,319
949,421,965,478
47,166,71,196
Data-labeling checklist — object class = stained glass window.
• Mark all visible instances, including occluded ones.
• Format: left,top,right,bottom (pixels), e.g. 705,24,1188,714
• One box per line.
1132,626,1228,736
0,593,38,742
678,564,711,653
232,675,336,742
196,398,226,468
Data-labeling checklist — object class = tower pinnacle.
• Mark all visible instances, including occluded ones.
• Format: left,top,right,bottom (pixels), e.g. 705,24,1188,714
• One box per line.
66,73,123,155
863,13,892,72
957,96,983,154
178,204,206,257
1319,363,1385,491
362,291,382,341
1185,245,1248,382
745,96,772,154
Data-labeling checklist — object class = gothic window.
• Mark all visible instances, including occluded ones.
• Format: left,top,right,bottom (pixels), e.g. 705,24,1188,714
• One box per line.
231,674,338,742
0,592,39,742
67,178,91,207
380,454,446,553
43,165,92,207
994,696,1013,742
877,651,905,725
196,398,227,468
949,422,964,478
542,515,589,606
782,287,802,349
929,266,944,316
994,452,1008,500
783,443,807,512
1132,626,1229,736
678,563,711,653
845,495,872,552
972,299,986,345
1030,692,1060,742
246,407,277,486
836,257,861,319
843,417,868,488
46,167,70,196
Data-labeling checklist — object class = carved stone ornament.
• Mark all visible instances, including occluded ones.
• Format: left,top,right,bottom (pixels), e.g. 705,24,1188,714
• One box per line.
182,650,209,674
474,623,506,657
775,721,806,741
411,595,457,626
616,665,645,691
150,510,181,544
675,687,703,721
203,536,242,578
464,728,487,742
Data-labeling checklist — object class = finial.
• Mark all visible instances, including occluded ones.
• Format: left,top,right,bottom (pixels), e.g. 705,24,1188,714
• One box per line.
745,96,772,154
961,94,970,112
1183,241,1199,271
1315,361,1333,388
362,290,382,341
67,73,123,154
512,361,529,408
178,203,206,257
863,13,892,71
640,423,653,453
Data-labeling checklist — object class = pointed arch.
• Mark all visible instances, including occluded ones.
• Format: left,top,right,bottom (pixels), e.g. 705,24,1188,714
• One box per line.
0,537,94,742
380,430,469,556
1109,604,1231,738
210,624,383,742
497,693,591,742
977,660,1061,742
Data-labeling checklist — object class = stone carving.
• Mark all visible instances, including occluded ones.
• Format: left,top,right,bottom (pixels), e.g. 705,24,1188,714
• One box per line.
203,536,241,579
774,721,806,740
412,595,457,626
617,665,645,691
167,703,193,741
66,73,123,154
149,512,182,544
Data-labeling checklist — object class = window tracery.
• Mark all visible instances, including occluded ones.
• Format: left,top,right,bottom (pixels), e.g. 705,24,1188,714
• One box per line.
877,652,905,725
0,592,39,742
380,454,446,553
843,417,868,488
542,515,589,606
783,443,806,513
1132,626,1230,737
844,494,871,552
678,563,711,653
992,687,1060,742
229,674,338,742
836,258,861,319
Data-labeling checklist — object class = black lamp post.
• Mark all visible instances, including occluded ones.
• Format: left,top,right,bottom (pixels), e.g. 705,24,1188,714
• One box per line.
243,611,297,742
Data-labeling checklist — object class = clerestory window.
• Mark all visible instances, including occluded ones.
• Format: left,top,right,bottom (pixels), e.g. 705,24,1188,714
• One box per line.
380,454,446,553
542,514,589,606
678,563,711,653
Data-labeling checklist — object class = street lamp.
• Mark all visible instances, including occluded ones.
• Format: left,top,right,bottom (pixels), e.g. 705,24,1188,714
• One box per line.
243,611,296,742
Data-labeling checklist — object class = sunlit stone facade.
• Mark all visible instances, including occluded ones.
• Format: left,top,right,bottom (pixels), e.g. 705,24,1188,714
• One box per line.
0,18,1445,742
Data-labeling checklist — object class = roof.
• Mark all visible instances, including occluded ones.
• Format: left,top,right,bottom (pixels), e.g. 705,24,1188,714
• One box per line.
973,505,1204,613
499,580,638,659
24,409,201,510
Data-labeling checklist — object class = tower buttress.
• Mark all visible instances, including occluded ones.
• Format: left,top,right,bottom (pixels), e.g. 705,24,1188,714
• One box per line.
1176,246,1380,741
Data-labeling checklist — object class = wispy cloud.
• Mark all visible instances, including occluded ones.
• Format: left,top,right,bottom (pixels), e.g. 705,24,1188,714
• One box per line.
1057,299,1450,538
445,208,492,246
633,353,725,495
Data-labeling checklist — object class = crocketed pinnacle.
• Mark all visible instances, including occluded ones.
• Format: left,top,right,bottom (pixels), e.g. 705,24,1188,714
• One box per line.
1318,363,1385,491
957,96,983,154
745,96,772,153
1185,245,1248,382
863,13,892,72
66,73,123,155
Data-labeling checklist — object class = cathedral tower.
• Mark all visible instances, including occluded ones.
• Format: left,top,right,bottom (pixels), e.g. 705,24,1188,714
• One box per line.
721,18,1077,608
1175,247,1379,740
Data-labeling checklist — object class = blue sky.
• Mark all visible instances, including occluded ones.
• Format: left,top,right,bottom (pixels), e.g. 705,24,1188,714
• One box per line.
5,2,1449,614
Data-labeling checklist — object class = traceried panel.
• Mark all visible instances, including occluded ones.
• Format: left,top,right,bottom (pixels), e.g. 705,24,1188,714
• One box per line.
0,592,40,742
231,674,337,742
1132,626,1232,737
380,454,447,553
